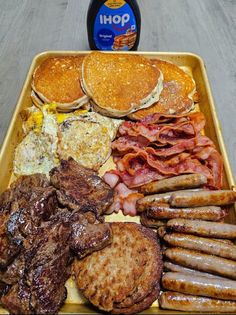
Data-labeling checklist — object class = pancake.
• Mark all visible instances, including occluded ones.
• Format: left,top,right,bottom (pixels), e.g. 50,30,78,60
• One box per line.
129,59,197,120
81,52,163,117
32,56,89,111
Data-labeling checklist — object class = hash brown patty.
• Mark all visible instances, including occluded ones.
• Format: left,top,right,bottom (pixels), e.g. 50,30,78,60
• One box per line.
72,222,163,313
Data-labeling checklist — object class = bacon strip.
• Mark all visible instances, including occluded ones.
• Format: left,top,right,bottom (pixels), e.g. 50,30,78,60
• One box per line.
112,112,223,189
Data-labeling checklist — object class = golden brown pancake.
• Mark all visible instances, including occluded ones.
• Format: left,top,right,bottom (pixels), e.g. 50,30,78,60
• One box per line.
129,59,197,120
32,56,89,111
81,52,163,117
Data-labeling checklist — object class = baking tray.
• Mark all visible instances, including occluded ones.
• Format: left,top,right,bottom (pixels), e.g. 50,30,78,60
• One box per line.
0,51,235,314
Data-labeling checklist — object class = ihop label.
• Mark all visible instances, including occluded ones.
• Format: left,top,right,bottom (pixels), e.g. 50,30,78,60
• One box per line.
93,1,137,51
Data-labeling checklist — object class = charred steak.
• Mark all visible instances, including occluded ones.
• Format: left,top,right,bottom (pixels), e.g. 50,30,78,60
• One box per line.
0,174,58,269
0,160,114,315
70,211,112,259
50,157,114,217
0,174,53,269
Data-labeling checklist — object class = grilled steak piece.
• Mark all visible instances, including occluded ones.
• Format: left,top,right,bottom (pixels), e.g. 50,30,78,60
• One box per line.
1,210,71,315
7,187,58,242
0,254,25,285
0,174,49,214
0,175,51,269
50,157,114,217
70,211,112,258
1,281,31,315
0,164,114,314
0,281,10,298
0,212,21,269
24,211,71,315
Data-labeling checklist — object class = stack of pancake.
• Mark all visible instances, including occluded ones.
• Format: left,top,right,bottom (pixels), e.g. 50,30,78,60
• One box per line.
31,52,197,118
32,56,89,111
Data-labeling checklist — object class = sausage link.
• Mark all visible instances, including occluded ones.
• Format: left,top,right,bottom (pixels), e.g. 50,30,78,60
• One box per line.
136,189,203,212
162,272,236,300
140,174,207,194
163,262,226,279
140,212,166,229
147,205,225,221
164,233,236,260
159,291,236,312
167,219,236,239
170,190,236,207
164,247,236,279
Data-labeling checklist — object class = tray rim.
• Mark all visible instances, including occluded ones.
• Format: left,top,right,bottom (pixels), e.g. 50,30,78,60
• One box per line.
0,50,235,190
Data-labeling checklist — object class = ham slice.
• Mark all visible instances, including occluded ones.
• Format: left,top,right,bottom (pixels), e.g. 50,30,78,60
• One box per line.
103,172,143,216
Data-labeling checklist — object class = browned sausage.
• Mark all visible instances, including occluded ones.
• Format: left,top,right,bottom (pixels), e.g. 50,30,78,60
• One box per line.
164,247,236,279
140,174,207,194
147,205,225,221
140,212,166,229
164,233,236,260
137,194,172,212
159,291,236,312
157,226,167,238
162,272,236,300
167,219,236,239
137,189,203,212
163,262,225,279
170,190,236,207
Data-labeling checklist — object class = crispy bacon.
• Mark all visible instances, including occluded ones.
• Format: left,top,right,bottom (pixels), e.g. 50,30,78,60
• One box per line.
111,112,223,189
118,112,205,145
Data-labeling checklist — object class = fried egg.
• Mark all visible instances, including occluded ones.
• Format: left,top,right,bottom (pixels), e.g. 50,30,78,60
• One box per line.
13,131,57,175
58,119,111,170
14,104,60,176
22,103,88,135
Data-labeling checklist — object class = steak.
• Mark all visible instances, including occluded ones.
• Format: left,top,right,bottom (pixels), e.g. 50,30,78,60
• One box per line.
0,160,114,314
0,254,25,285
0,212,21,269
0,174,52,269
0,174,49,214
1,211,71,315
50,157,114,217
1,281,31,315
7,187,58,242
70,211,112,259
25,212,71,314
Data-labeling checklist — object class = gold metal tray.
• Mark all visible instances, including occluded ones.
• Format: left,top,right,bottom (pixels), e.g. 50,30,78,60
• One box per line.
0,51,235,314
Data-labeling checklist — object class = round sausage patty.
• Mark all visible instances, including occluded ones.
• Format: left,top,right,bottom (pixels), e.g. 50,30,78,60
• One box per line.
72,222,163,314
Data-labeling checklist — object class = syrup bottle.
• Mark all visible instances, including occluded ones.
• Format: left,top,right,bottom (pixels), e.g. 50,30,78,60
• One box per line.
87,0,141,51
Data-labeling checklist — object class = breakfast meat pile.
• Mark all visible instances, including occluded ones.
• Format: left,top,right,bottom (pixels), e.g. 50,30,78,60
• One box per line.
0,158,113,314
1,52,236,314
